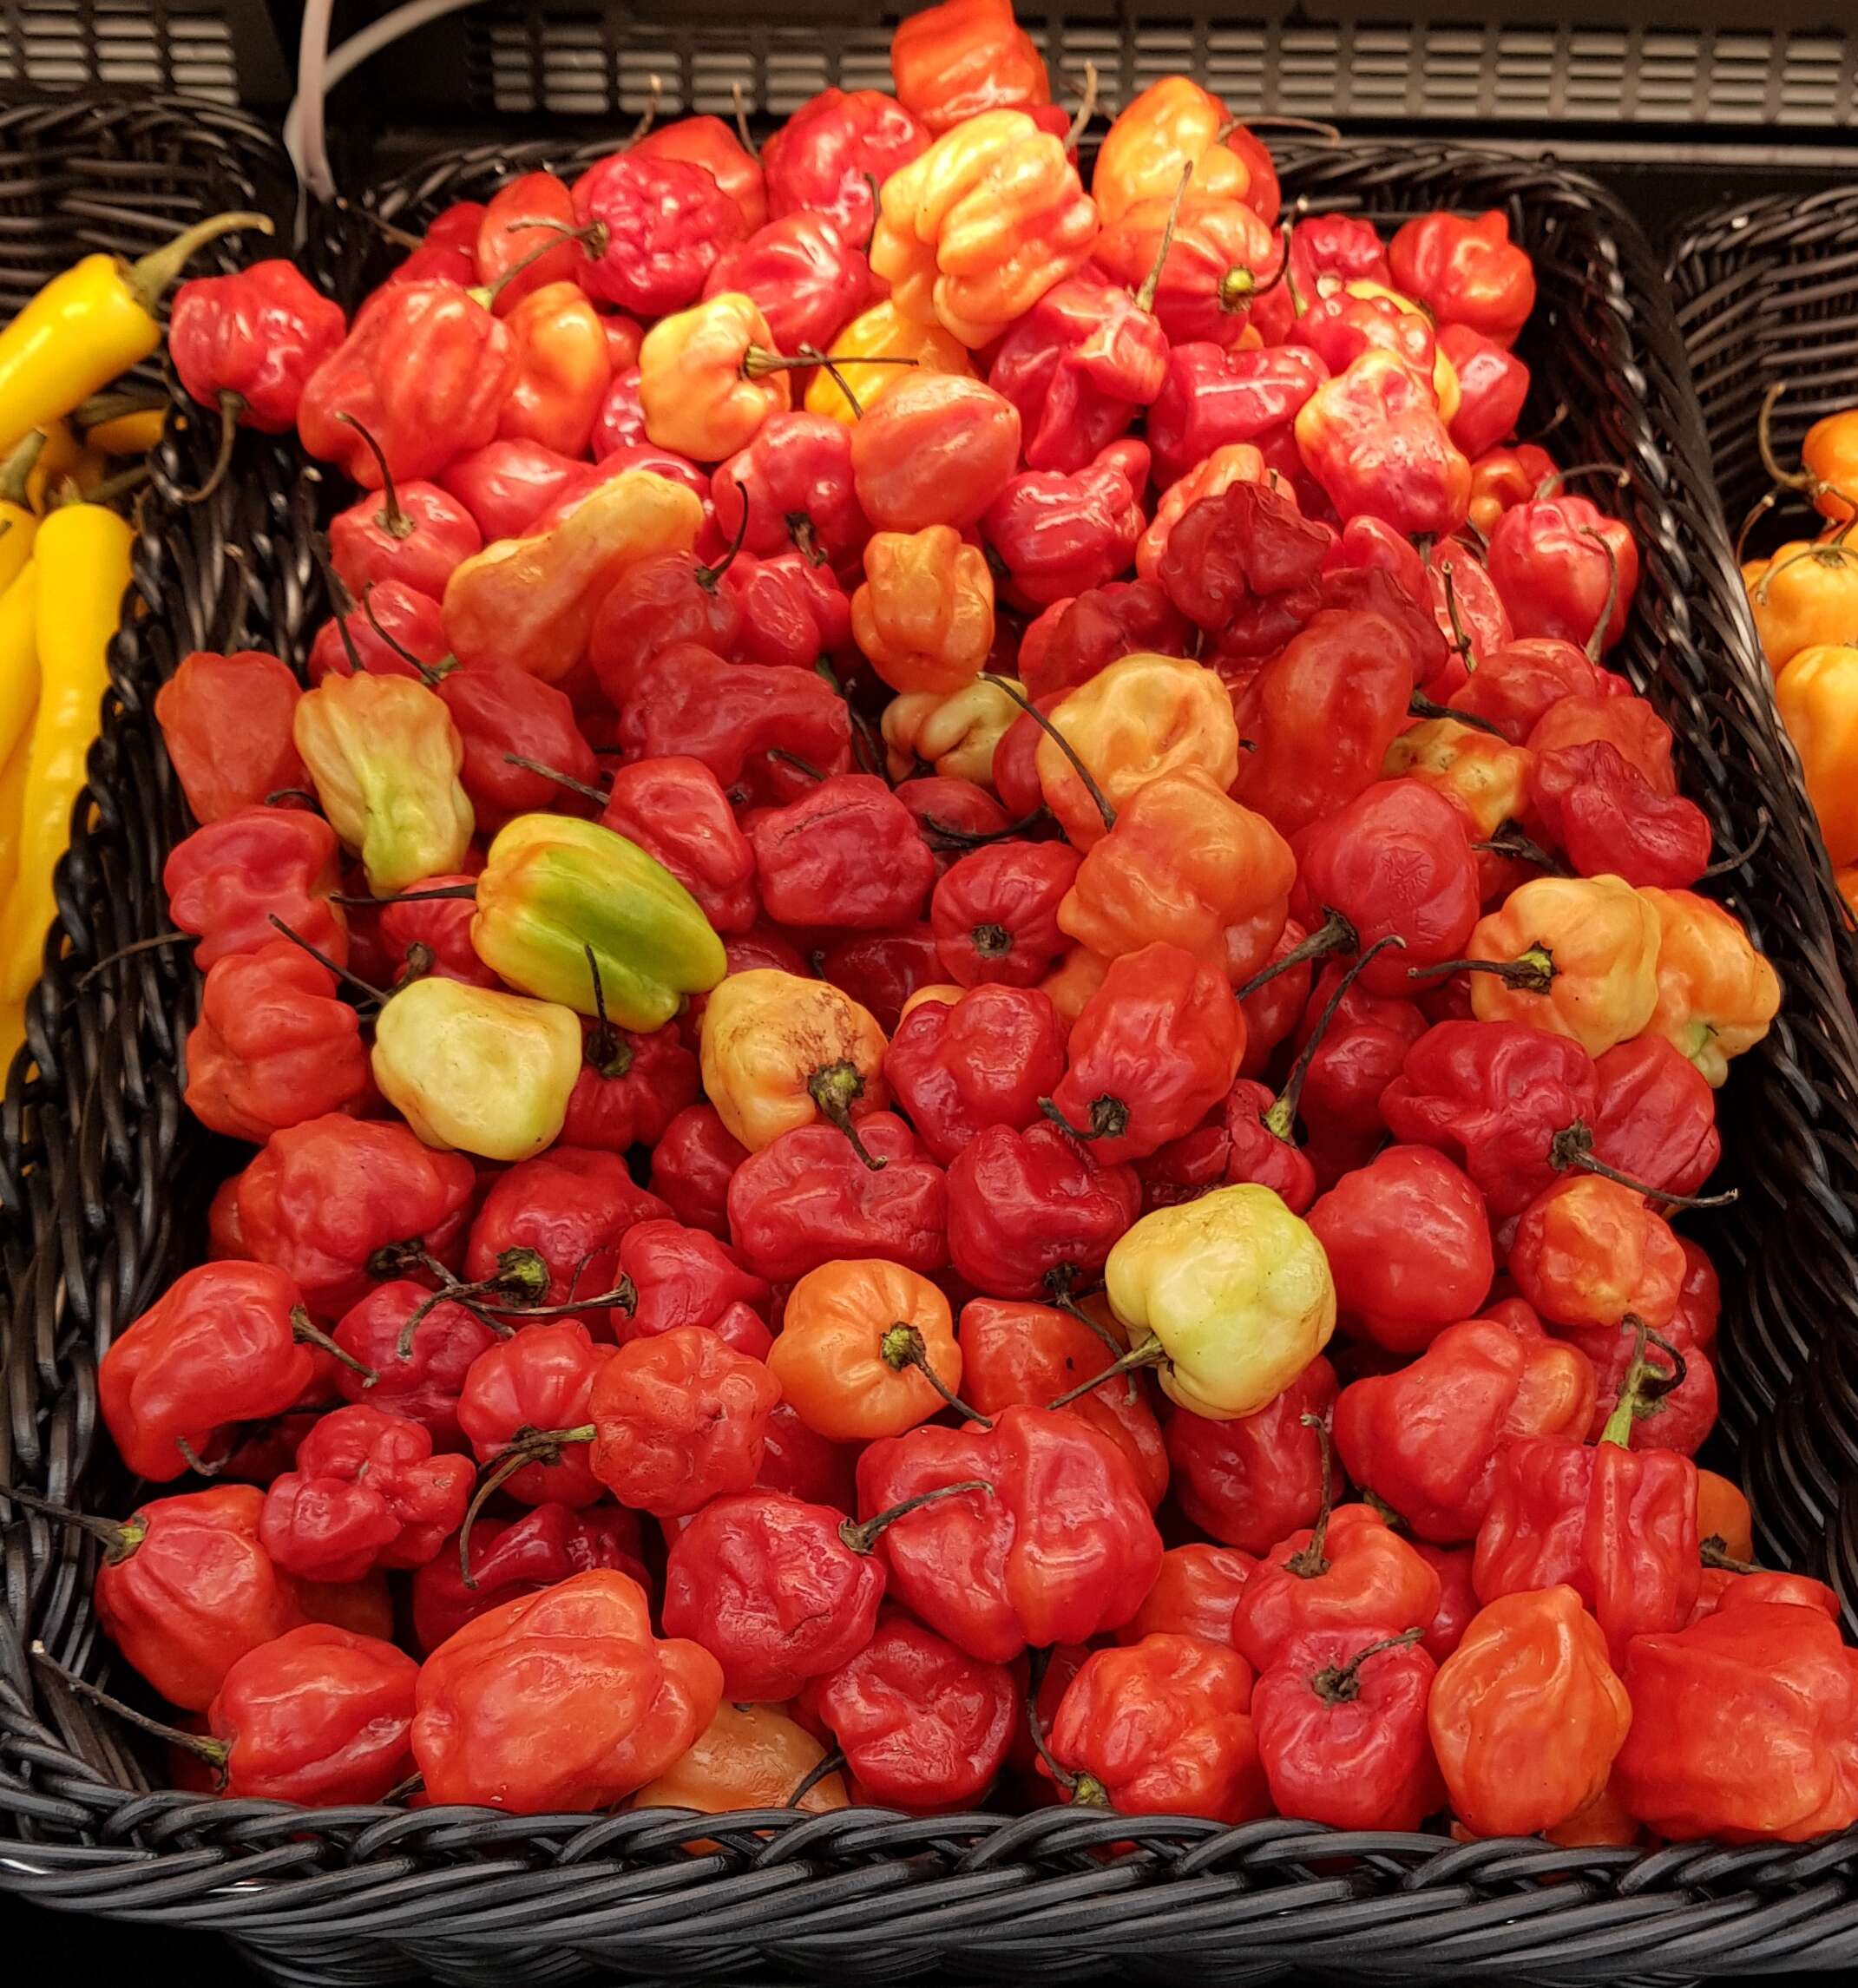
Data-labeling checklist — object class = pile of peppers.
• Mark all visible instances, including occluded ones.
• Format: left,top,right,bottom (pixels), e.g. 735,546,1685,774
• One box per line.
24,0,1852,1849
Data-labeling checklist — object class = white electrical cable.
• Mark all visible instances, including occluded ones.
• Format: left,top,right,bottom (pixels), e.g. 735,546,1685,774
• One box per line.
287,0,491,202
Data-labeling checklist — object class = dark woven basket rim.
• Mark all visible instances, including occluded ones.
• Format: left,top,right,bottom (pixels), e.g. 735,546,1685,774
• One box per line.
5,107,1858,1981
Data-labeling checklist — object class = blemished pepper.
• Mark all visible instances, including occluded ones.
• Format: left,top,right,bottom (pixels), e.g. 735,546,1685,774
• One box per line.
1152,478,1330,638
890,0,1050,133
470,810,727,1031
1389,210,1536,349
154,649,306,826
1612,1601,1858,1842
259,1404,474,1583
1018,577,1192,701
411,1503,649,1655
883,983,1068,1165
411,1569,722,1814
293,673,474,896
929,840,1080,988
749,774,938,930
1253,1626,1443,1832
1638,885,1780,1086
634,1701,848,1817
1294,349,1472,539
1428,1585,1631,1838
871,109,1099,348
852,524,995,696
1102,1184,1336,1419
632,114,766,233
1235,1500,1444,1674
726,1113,949,1283
770,1258,966,1442
182,939,371,1144
1046,1632,1269,1822
1531,739,1712,890
233,1112,476,1317
1334,1312,1596,1542
856,1404,1163,1663
942,1114,1138,1299
699,968,890,1158
1165,1359,1336,1556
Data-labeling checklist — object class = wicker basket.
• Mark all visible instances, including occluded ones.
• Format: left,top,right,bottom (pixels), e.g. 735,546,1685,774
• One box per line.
7,98,1858,1984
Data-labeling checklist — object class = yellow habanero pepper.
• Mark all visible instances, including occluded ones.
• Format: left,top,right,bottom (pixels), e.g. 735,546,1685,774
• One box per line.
0,500,132,1001
1636,887,1780,1088
803,302,974,425
1774,642,1858,867
1098,1183,1337,1420
1744,535,1858,673
0,211,271,456
882,676,1020,784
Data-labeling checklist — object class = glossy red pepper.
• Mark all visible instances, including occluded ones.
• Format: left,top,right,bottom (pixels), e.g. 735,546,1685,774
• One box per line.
434,662,594,834
945,1119,1140,1301
589,754,758,935
1590,1034,1722,1202
988,274,1170,474
1017,579,1191,700
170,259,346,435
1165,1359,1336,1556
1532,739,1712,888
332,1280,496,1453
155,648,306,826
1295,350,1472,538
632,114,765,231
704,213,873,359
375,869,496,991
1120,1543,1256,1645
1235,1500,1444,1674
1147,342,1328,490
164,804,348,970
883,984,1068,1165
929,840,1081,988
647,1103,749,1238
456,1320,615,1508
308,577,450,689
1389,209,1536,349
470,170,583,312
748,773,938,928
328,442,482,602
570,153,748,316
982,458,1144,608
439,437,595,541
819,926,947,1036
711,410,870,574
763,88,929,242
1438,324,1528,461
411,1503,649,1656
1487,495,1640,653
614,1218,771,1352
560,1017,702,1155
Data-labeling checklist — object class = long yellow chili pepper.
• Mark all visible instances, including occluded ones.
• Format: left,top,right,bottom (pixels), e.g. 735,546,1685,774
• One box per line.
0,501,133,1001
76,388,168,458
0,211,271,456
0,561,41,771
0,721,33,902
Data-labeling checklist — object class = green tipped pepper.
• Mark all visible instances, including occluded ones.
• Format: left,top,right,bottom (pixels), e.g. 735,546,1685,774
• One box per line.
470,812,727,1030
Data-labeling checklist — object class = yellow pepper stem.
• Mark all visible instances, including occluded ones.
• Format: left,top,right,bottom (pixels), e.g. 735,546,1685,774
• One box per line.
124,211,273,314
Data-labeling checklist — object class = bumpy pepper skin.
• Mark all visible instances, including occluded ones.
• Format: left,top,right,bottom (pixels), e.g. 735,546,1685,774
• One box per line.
1048,1632,1269,1823
1105,1184,1336,1420
1121,1543,1256,1644
890,0,1050,134
634,1701,848,1817
1165,1360,1336,1556
412,1570,721,1814
1235,1504,1444,1674
1294,349,1472,538
170,260,346,433
471,812,727,1033
883,984,1067,1165
1487,495,1640,653
1464,873,1662,1057
293,673,473,896
750,774,938,930
1612,1602,1858,1843
156,651,307,827
600,757,758,935
871,110,1098,348
1389,210,1536,349
705,213,873,360
988,277,1169,473
852,524,995,695
699,968,890,1153
410,1504,649,1655
1636,886,1780,1087
1428,1585,1631,1838
764,88,929,239
945,1119,1141,1299
1507,1177,1684,1334
569,154,746,317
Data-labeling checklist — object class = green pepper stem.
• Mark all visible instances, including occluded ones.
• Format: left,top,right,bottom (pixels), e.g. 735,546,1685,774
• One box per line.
291,1306,378,1385
1264,934,1406,1142
177,390,244,507
266,913,391,1007
1134,160,1193,316
1284,1414,1335,1578
335,413,411,540
838,1480,992,1555
0,429,45,507
1407,943,1555,994
29,1644,229,1774
1045,1331,1165,1411
1546,1120,1739,1209
125,211,272,312
579,942,634,1079
879,1323,992,1427
394,1250,547,1359
978,673,1116,833
1236,906,1358,1002
458,1423,597,1584
1599,1314,1687,1447
1310,1627,1425,1704
809,1059,888,1171
0,1485,142,1560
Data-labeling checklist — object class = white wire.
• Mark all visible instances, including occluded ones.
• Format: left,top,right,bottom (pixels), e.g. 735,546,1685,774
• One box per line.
287,0,492,203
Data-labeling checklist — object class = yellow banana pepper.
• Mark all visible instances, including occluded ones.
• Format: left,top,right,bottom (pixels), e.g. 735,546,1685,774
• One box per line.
0,562,39,771
471,812,727,1031
1774,642,1858,866
0,500,132,1001
1101,1183,1337,1420
76,390,167,458
372,976,581,1162
293,673,474,896
0,211,271,456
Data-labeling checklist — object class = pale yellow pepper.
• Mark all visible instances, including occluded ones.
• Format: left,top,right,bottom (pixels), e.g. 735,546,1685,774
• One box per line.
1637,887,1781,1087
882,676,1019,783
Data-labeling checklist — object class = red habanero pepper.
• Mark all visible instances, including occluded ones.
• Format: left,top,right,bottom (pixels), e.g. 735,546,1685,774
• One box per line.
959,1296,1168,1508
259,1404,473,1582
819,926,947,1036
1294,350,1473,539
1531,740,1712,889
98,1262,364,1483
1235,1499,1444,1675
1526,693,1674,797
1448,635,1627,745
988,274,1170,475
233,1114,477,1317
596,756,758,934
411,1570,721,1814
437,663,598,834
411,1503,648,1654
614,1219,771,1352
857,1405,1164,1662
1415,1543,1480,1662
1438,325,1529,461
1288,285,1441,397
1284,212,1393,306
1121,1543,1257,1645
883,984,1068,1165
1472,1324,1701,1661
1689,1569,1841,1626
456,1320,615,1508
1017,579,1192,700
1238,915,1318,1076
1289,958,1428,1149
81,1486,305,1710
1592,1035,1722,1203
586,1325,779,1519
749,773,938,928
647,1104,749,1238
896,777,1013,867
945,1119,1140,1301
496,280,614,457
1570,1312,1717,1457
332,1281,496,1453
1253,1626,1443,1831
726,1112,949,1283
1146,343,1328,490
1389,210,1536,349
1487,495,1640,653
712,410,870,574
377,871,497,991
164,805,348,969
182,939,371,1144
155,649,306,826
439,437,594,541
764,88,929,241
561,1019,701,1155
801,1611,1016,1808
630,114,765,233
982,458,1143,609
930,840,1080,988
590,364,647,454
328,425,482,601
1165,1359,1336,1556
850,372,1021,534
1043,942,1244,1165
1095,190,1283,351
391,201,484,287
1334,1310,1596,1542
169,259,346,437
465,1147,670,1335
1308,1146,1494,1355
299,279,517,486
704,213,871,364
571,154,748,316
307,578,450,686
1465,442,1559,541
1045,1633,1268,1822
472,171,582,312
1152,481,1329,647
755,1401,859,1510
1508,1175,1684,1334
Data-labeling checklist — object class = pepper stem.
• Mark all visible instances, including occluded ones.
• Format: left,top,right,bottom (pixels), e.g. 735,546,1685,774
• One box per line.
786,1748,845,1808
767,745,828,783
0,1485,143,1560
458,1423,597,1584
1698,810,1770,881
626,75,664,148
1533,463,1631,502
1546,1121,1739,1209
1438,559,1474,663
808,1059,887,1171
336,413,411,540
29,1644,229,1779
125,211,272,312
291,1307,378,1385
1236,906,1358,1002
393,1250,548,1359
1022,1649,1111,1808
879,1323,992,1427
1701,1536,1759,1574
1579,527,1622,662
1037,1094,1131,1145
1062,61,1100,152
1472,822,1565,873
1133,161,1194,316
1045,1331,1166,1411
360,582,448,683
1310,1627,1425,1704
582,943,632,1079
1408,689,1505,738
485,226,589,304
331,885,477,907
0,429,45,506
978,673,1116,833
920,808,1049,849
1407,944,1555,994
266,913,392,1008
1756,383,1814,492
1264,935,1407,1142
695,488,752,590
1284,1414,1335,1578
502,753,607,808
306,535,369,676
1599,1315,1688,1447
177,390,245,506
838,1480,993,1555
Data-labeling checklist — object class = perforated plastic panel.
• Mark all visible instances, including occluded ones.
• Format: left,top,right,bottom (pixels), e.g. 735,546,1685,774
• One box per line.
0,1,239,102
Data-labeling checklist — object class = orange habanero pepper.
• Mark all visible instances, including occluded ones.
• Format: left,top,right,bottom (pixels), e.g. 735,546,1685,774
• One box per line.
852,524,995,695
1092,78,1266,226
1636,886,1779,1087
639,292,791,462
890,0,1051,135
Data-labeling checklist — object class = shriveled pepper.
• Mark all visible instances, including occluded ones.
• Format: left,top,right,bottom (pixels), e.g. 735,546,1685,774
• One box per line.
1637,885,1780,1086
988,275,1169,473
568,153,746,318
890,0,1050,134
